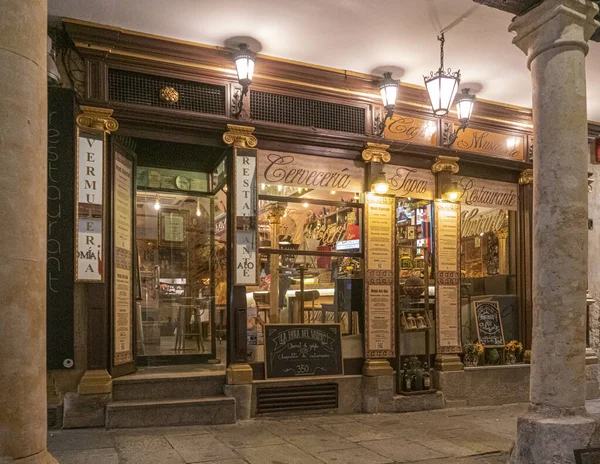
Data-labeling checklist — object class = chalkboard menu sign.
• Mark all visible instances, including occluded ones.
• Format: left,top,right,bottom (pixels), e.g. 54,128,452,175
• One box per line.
47,88,76,369
474,301,505,347
265,324,343,379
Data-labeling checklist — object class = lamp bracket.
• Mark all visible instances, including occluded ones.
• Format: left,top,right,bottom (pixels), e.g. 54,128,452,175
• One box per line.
442,121,468,148
374,108,393,138
231,84,249,119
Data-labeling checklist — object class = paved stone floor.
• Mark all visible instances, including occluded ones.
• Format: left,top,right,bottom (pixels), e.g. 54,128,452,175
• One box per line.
48,400,600,464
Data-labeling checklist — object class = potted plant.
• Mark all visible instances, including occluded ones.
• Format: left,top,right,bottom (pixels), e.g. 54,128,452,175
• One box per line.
407,356,424,390
463,342,484,366
504,340,524,364
486,348,501,365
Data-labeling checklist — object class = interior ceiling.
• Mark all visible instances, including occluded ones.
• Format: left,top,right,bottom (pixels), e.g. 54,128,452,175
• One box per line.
130,137,226,173
49,0,600,121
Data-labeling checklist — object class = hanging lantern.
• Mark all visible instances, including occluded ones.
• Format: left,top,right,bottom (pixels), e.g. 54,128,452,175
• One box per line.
424,33,460,117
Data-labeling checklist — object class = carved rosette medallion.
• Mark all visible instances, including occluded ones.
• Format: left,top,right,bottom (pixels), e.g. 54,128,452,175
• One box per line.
160,87,179,103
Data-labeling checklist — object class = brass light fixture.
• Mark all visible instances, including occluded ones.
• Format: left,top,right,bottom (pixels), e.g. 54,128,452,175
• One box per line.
375,72,400,137
424,33,460,117
444,88,476,147
372,170,390,195
231,43,256,118
442,181,464,202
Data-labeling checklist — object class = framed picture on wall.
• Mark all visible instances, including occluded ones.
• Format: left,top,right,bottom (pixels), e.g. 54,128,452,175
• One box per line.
159,209,189,248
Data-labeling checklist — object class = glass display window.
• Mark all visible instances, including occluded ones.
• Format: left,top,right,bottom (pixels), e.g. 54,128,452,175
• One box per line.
244,186,365,363
460,205,520,345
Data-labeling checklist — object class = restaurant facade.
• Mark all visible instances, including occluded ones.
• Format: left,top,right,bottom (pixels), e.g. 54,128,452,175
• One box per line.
46,18,600,428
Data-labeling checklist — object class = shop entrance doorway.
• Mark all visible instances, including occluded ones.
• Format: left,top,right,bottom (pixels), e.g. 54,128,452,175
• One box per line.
125,136,228,367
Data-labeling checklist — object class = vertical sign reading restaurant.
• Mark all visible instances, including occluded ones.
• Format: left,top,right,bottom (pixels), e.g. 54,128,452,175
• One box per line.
365,194,395,357
234,148,258,285
113,151,134,365
434,200,462,353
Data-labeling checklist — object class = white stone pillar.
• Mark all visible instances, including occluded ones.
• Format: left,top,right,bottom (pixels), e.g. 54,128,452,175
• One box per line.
509,1,600,462
0,0,56,463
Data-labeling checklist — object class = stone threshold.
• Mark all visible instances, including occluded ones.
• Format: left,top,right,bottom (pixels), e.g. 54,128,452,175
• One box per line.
253,374,362,384
464,364,530,371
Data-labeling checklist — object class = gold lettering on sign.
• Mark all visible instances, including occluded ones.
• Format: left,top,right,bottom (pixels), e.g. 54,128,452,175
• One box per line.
454,128,524,161
384,115,437,146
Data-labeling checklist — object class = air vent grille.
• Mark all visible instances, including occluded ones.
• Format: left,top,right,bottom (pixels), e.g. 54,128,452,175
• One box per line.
108,69,226,115
256,383,338,414
250,91,366,134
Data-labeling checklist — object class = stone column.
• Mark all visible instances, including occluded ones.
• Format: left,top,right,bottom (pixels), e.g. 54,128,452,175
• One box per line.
0,0,56,462
509,1,600,462
63,107,118,429
361,142,395,411
431,156,464,372
222,125,255,419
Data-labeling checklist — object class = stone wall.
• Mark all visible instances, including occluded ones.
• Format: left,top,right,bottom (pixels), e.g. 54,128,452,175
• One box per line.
435,363,599,407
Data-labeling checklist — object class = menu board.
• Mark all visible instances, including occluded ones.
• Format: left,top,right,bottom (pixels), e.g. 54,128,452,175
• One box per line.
264,324,343,379
434,200,462,353
113,151,133,365
365,194,395,358
474,301,505,347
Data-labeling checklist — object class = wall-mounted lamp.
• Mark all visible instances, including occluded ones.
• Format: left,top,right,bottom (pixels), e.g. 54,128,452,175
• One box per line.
375,72,400,137
442,181,464,202
444,88,476,148
424,34,460,117
231,43,256,118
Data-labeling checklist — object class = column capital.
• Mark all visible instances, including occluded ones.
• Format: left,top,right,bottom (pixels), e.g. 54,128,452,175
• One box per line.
266,202,286,224
76,106,119,133
431,155,459,175
519,168,533,185
362,142,391,163
223,124,258,148
509,0,599,68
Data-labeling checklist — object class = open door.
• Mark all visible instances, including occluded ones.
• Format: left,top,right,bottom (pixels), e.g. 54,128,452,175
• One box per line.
109,139,137,378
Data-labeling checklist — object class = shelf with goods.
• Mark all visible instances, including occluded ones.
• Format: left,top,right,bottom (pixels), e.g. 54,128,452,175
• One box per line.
395,199,435,396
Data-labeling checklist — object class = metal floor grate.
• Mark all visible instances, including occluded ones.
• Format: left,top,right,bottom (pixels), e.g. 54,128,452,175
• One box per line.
256,383,338,414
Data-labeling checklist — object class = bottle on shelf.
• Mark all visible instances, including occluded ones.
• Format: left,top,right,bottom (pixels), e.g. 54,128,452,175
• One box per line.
402,360,412,392
423,362,431,390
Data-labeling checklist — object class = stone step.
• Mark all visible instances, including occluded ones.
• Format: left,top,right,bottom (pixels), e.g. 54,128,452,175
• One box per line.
393,390,445,413
106,396,236,428
112,372,226,401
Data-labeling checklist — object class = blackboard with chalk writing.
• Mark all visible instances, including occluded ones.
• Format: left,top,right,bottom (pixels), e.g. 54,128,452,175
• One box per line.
265,324,343,379
474,301,505,347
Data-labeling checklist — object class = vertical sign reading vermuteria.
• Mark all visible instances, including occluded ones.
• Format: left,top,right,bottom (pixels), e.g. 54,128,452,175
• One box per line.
113,151,134,365
76,130,105,282
234,148,258,285
365,194,395,357
434,200,462,353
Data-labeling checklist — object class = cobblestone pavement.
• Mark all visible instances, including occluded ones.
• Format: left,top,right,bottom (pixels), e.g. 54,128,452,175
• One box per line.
47,401,600,464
